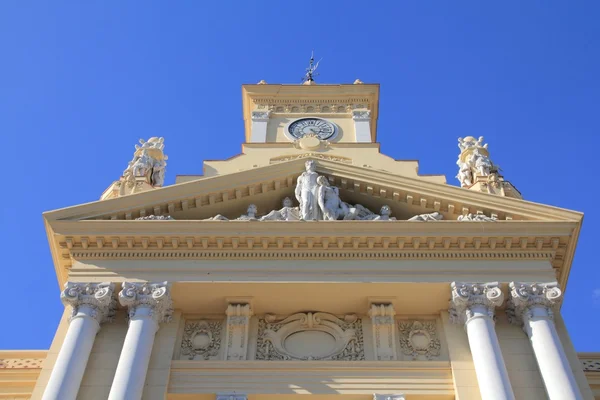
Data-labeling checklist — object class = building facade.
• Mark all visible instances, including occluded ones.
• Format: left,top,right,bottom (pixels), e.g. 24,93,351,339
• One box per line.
1,80,599,400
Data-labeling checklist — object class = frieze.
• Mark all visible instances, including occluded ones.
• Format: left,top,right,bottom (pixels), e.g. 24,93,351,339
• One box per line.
398,320,441,360
180,320,223,360
270,153,352,164
256,312,365,361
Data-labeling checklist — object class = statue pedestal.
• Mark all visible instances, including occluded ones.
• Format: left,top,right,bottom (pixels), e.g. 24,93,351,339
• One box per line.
469,174,522,199
100,177,156,201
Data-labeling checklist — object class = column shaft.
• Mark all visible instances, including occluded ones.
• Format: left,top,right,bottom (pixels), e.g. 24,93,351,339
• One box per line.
42,308,99,400
526,308,583,400
108,309,158,400
465,307,515,400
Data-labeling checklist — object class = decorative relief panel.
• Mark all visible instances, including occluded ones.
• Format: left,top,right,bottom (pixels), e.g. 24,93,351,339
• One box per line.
180,320,223,360
256,312,364,361
397,320,441,360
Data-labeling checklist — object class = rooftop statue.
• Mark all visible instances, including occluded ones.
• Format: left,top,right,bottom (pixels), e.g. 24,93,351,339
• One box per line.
123,137,168,187
455,136,497,188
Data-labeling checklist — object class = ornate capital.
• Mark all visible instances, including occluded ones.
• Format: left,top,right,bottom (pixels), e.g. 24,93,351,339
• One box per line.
368,303,395,325
251,110,271,121
507,282,562,325
61,282,116,324
449,282,504,325
352,110,371,121
119,282,172,324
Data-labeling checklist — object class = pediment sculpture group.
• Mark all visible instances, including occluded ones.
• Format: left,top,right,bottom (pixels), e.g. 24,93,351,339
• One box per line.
202,160,496,222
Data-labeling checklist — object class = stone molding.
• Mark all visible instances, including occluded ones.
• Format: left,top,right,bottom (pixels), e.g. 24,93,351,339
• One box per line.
61,282,116,324
368,304,397,361
217,393,247,400
225,303,253,361
449,282,504,325
373,394,406,400
507,282,562,324
581,359,600,372
0,358,44,369
251,111,271,121
119,281,173,324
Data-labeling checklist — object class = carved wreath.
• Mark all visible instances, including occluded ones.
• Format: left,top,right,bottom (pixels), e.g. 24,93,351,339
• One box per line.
180,320,222,360
398,320,441,360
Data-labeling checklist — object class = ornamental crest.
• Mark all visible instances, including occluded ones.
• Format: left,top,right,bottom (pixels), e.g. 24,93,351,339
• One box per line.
180,320,222,360
398,320,441,360
256,312,364,361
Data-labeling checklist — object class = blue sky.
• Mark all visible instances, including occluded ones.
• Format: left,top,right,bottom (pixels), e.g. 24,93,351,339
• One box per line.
1,2,599,350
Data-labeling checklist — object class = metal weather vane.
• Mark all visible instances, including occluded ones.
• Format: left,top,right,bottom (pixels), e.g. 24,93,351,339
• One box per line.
302,51,322,83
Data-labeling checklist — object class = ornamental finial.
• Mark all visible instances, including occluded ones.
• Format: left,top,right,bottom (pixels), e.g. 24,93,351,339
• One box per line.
302,51,321,85
455,136,522,199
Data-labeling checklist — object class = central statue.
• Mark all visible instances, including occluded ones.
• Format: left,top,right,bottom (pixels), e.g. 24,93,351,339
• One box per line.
295,160,321,220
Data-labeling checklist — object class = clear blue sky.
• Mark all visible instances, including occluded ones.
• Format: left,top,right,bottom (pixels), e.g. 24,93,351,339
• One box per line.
1,2,599,351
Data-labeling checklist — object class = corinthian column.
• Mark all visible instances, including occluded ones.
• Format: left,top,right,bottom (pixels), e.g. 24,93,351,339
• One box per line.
108,282,172,400
508,282,583,400
450,282,515,400
42,282,115,400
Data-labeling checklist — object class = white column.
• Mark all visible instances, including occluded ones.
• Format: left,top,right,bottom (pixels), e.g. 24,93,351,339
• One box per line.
108,282,172,400
224,303,253,360
508,282,583,400
42,282,115,400
352,110,372,142
450,282,515,400
368,303,397,361
249,110,270,143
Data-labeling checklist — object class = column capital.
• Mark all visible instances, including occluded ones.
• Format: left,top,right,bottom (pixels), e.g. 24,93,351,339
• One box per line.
507,282,562,324
352,110,371,121
60,282,116,324
368,303,396,325
251,110,271,121
119,282,173,324
449,282,504,325
226,303,253,320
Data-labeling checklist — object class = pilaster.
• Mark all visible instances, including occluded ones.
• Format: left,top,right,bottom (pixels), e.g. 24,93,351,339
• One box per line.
249,111,271,143
224,303,253,361
352,110,371,142
368,303,397,361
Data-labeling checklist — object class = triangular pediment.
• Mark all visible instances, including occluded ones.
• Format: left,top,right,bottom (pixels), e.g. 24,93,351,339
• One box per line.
43,157,582,291
44,156,581,223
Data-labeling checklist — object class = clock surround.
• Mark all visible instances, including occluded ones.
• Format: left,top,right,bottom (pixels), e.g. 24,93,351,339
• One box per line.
286,117,338,141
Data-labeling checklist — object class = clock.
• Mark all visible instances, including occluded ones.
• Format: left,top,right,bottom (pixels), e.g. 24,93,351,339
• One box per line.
287,118,337,140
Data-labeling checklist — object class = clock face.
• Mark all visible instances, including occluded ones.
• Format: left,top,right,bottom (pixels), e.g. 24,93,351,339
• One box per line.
287,118,337,140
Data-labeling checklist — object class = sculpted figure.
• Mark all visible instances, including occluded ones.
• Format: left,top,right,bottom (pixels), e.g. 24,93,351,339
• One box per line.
317,176,349,220
470,148,493,176
259,197,300,221
408,211,444,222
236,204,258,221
361,205,396,221
295,160,321,220
457,213,497,222
151,158,167,187
204,214,229,221
123,137,168,187
456,160,473,187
